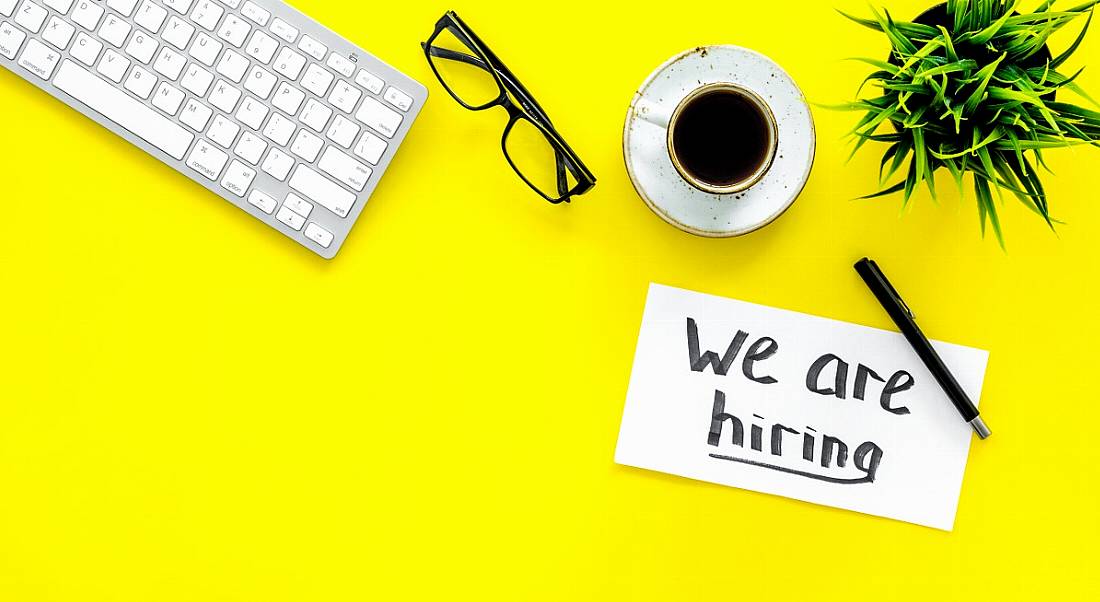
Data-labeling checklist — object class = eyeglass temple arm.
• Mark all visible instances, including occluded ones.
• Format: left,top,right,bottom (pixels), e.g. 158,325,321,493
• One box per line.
428,41,556,128
437,15,556,122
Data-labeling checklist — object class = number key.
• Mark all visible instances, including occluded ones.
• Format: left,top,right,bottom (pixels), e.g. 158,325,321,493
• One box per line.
273,46,306,80
301,63,333,96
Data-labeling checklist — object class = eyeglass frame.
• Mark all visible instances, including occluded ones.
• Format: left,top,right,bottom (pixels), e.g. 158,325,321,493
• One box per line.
421,11,597,204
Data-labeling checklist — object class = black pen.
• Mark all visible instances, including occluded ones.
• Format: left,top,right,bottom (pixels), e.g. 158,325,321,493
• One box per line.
854,258,991,439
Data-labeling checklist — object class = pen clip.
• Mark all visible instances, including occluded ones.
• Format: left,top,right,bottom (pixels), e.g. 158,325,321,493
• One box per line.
878,268,914,319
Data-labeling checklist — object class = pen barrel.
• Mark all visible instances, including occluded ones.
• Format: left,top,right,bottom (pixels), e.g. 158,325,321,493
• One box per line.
894,322,980,422
854,259,980,423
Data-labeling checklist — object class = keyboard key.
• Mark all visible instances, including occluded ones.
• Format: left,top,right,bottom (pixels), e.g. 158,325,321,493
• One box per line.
43,0,72,12
189,0,222,31
179,98,213,131
208,78,241,112
15,1,47,33
233,131,266,164
1,0,419,258
304,223,333,248
220,159,255,197
96,48,129,82
153,46,186,80
289,165,356,218
272,46,305,79
272,81,304,114
134,0,166,32
269,17,296,43
275,205,304,230
325,114,359,149
283,193,312,218
188,32,221,66
125,30,158,63
185,138,228,180
244,30,276,64
71,0,104,29
42,16,75,50
300,98,332,132
235,96,268,130
297,34,325,60
180,63,214,96
107,0,139,17
207,113,240,147
152,87,187,115
383,87,413,112
54,60,194,160
17,37,58,79
161,0,192,14
353,131,386,165
329,80,362,113
261,147,293,180
162,16,194,49
301,63,333,97
240,1,268,26
97,14,130,47
215,48,248,82
151,81,185,114
0,21,27,59
355,97,402,139
326,52,353,77
123,65,156,99
216,13,249,47
318,146,370,192
247,189,277,214
243,65,276,99
261,111,294,145
354,69,384,95
69,32,101,65
290,129,323,162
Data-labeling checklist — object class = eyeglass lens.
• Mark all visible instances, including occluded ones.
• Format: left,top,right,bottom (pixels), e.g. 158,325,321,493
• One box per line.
505,118,578,199
427,28,501,108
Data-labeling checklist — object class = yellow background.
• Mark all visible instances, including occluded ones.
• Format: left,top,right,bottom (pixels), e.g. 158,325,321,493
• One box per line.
2,0,1097,599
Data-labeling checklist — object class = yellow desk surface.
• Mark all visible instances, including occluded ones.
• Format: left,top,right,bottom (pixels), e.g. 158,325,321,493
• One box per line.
2,0,1097,599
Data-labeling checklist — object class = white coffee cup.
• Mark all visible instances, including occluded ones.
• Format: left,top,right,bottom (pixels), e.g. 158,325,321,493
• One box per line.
624,46,816,237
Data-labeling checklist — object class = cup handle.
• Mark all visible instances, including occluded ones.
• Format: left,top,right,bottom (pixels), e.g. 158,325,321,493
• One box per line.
634,96,672,131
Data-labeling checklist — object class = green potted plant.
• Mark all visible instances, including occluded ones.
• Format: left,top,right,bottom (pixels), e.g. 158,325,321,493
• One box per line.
837,0,1100,244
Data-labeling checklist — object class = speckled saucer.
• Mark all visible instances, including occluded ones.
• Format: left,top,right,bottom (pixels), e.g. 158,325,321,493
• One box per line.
624,46,816,237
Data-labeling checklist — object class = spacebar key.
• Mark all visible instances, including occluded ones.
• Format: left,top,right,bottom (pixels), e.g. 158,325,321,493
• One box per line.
53,60,195,161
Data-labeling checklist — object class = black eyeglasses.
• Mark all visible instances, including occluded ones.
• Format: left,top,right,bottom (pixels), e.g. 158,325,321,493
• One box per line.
422,11,596,204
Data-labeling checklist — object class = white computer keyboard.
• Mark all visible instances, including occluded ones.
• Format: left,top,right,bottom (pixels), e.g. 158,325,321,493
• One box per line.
0,0,427,258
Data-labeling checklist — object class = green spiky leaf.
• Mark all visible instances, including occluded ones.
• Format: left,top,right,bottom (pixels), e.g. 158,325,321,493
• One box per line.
834,0,1100,245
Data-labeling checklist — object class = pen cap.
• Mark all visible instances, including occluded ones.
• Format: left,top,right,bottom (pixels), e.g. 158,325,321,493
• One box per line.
854,258,913,321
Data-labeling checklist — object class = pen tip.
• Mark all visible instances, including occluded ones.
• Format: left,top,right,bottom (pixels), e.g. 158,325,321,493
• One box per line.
970,417,992,440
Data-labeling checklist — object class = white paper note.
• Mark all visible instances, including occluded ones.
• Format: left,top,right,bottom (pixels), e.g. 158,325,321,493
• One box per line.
615,283,989,530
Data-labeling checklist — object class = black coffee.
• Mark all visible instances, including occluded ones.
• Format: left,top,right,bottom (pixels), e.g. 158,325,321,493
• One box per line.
671,88,772,188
